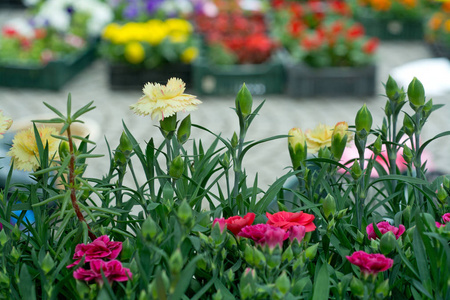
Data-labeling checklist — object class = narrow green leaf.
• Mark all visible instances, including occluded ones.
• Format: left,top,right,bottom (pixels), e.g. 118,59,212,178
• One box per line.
312,262,329,300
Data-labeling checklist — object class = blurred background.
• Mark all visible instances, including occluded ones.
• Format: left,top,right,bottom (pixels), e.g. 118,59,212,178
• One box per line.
1,0,449,188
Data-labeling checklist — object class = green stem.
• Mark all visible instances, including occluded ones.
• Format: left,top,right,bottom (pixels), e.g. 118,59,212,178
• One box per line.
232,130,245,213
414,113,423,207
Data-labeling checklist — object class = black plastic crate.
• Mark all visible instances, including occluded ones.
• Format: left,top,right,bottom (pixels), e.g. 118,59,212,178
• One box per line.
286,64,376,98
357,13,424,40
108,63,192,90
0,44,97,90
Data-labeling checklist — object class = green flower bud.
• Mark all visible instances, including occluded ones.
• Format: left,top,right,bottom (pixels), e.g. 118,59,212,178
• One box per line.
327,218,336,231
212,289,223,300
355,104,373,134
225,268,235,283
169,249,183,275
275,271,291,295
402,145,413,164
322,194,336,220
240,284,253,300
160,114,177,138
380,231,396,255
337,208,348,219
405,247,412,259
318,146,331,159
118,131,133,156
219,152,230,168
177,200,192,225
437,185,448,203
76,281,90,299
244,246,255,266
138,290,148,300
443,176,450,189
231,132,238,148
351,160,362,180
58,141,70,159
114,150,127,167
121,238,134,261
288,128,307,169
373,135,382,156
281,245,294,262
403,114,415,137
370,238,379,251
177,115,191,144
376,279,390,298
12,224,21,242
254,248,266,269
407,77,425,108
10,247,20,264
331,122,349,161
384,100,392,117
0,272,9,286
350,277,364,297
385,75,400,101
356,230,365,245
305,243,318,260
41,252,55,275
169,155,184,179
235,83,253,118
403,205,411,224
0,230,8,247
142,216,158,240
423,99,433,117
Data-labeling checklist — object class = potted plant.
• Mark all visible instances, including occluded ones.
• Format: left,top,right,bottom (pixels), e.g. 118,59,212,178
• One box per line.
351,0,425,40
100,18,199,89
425,3,450,59
192,0,284,95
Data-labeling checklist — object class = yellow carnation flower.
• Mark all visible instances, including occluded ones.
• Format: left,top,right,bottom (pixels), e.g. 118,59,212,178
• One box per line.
305,123,334,154
7,126,60,171
130,78,202,121
181,47,199,63
124,42,145,64
0,110,13,139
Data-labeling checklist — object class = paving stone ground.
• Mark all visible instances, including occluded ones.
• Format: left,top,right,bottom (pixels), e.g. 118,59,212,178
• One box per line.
1,9,450,190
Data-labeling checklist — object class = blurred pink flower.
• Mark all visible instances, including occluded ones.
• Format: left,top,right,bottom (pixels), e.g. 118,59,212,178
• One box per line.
346,251,393,276
238,224,288,249
436,213,450,227
212,218,226,233
73,259,132,285
366,221,405,240
266,211,316,232
288,225,306,243
221,213,255,235
67,235,122,268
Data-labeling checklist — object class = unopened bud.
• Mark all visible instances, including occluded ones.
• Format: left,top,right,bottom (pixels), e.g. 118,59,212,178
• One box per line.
220,153,230,168
169,249,183,275
12,224,21,242
0,230,8,247
350,277,364,297
177,115,191,144
288,128,307,169
356,230,365,245
373,135,382,156
407,77,425,108
235,83,253,118
282,245,294,262
337,208,348,219
121,238,134,260
403,114,415,137
423,99,433,118
212,289,223,300
351,160,362,180
443,176,450,189
177,200,192,224
118,131,133,156
384,100,392,117
169,155,184,179
231,132,238,148
305,243,318,260
318,146,331,159
275,271,291,295
160,115,177,137
41,253,55,275
10,247,20,263
331,121,349,161
142,216,158,240
322,194,336,219
403,145,413,164
386,76,401,101
355,104,373,135
376,279,390,298
380,231,396,255
58,141,70,158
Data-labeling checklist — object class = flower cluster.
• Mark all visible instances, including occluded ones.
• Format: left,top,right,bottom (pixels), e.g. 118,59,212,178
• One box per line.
436,213,450,228
0,111,12,139
68,236,132,285
101,19,199,66
366,221,406,240
347,251,393,276
356,0,423,19
426,3,450,47
194,12,278,64
108,0,193,21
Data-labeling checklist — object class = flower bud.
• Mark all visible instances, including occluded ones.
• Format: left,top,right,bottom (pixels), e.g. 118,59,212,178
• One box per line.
356,230,365,245
385,76,401,101
212,289,223,300
305,243,318,260
0,272,9,286
138,290,148,300
373,135,382,156
355,104,372,135
403,205,411,224
121,238,134,261
337,208,348,219
437,185,448,203
407,77,425,108
351,160,362,180
350,277,364,297
423,99,433,118
177,200,192,225
322,194,336,220
288,128,307,169
114,150,127,167
160,114,177,137
380,231,396,255
0,230,8,247
12,224,21,242
402,145,413,164
235,83,253,118
384,100,392,117
275,271,291,295
318,146,331,159
118,131,133,157
331,121,350,161
177,115,191,144
231,132,238,148
169,155,184,179
41,252,55,275
219,153,230,168
327,218,336,231
10,247,20,263
281,245,294,262
169,249,183,275
142,216,158,240
376,279,390,298
244,245,255,266
58,141,70,158
403,114,415,137
443,176,450,189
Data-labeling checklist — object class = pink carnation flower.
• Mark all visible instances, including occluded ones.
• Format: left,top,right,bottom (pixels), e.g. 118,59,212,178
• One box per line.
67,235,122,268
73,259,132,285
212,218,226,233
436,213,450,227
288,225,306,243
346,251,393,276
238,224,288,249
366,221,405,240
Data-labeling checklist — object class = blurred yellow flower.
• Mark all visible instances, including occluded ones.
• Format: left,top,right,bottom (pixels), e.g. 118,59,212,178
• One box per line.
169,32,188,44
124,42,145,64
181,47,198,63
305,123,334,153
0,111,12,139
130,78,202,121
7,126,59,171
166,18,193,34
445,20,450,33
429,13,444,31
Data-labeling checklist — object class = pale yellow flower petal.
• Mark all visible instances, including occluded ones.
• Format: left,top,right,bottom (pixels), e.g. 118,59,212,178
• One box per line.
0,110,13,139
305,123,334,154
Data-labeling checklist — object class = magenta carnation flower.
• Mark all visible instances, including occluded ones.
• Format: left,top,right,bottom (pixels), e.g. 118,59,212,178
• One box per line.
346,251,393,276
73,259,132,285
238,224,288,249
366,221,405,240
67,235,122,268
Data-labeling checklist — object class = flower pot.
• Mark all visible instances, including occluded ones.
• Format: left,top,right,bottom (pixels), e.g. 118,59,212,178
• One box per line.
0,43,97,90
356,13,424,40
286,64,376,98
192,57,286,95
108,63,192,90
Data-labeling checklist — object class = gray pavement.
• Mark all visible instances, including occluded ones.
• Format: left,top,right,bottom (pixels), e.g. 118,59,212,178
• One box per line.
1,9,450,190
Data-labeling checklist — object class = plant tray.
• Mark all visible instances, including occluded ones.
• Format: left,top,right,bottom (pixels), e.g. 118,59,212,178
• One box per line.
108,63,192,90
192,58,285,95
286,64,376,98
0,44,97,90
356,13,424,40
428,41,450,60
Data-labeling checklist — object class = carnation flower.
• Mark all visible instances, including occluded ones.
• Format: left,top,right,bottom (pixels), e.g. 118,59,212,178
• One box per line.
7,126,59,171
305,123,334,153
288,225,306,243
238,223,288,249
346,251,393,276
220,212,255,235
366,221,405,240
67,235,122,268
266,211,316,232
130,77,202,121
0,111,13,139
73,259,132,285
436,213,450,227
